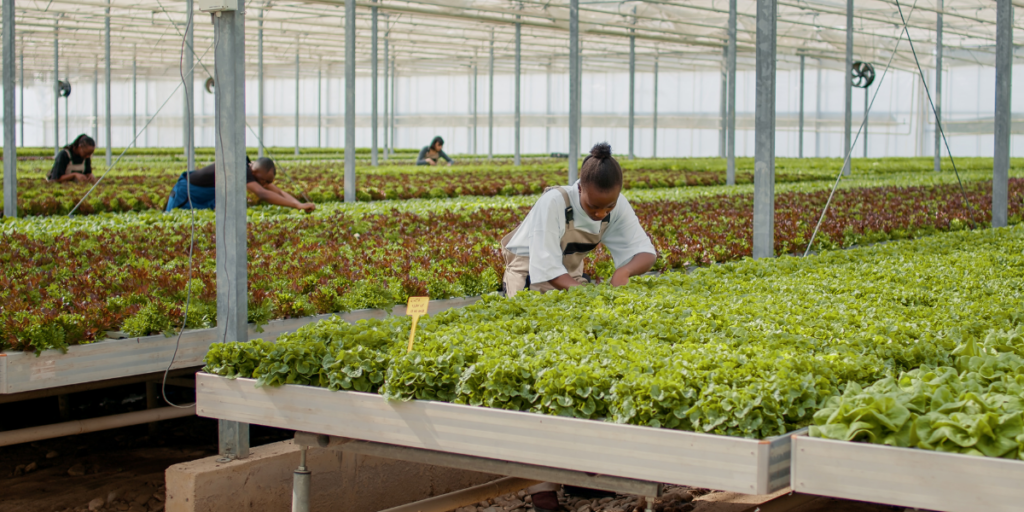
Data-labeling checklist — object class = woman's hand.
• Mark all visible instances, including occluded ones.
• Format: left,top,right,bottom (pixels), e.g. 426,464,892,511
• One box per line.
426,158,436,166
298,203,316,213
610,269,631,286
609,253,657,287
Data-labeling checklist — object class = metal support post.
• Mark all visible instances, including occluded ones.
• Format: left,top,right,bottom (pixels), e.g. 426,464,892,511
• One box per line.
317,68,322,148
292,445,311,512
3,0,15,219
19,50,23,147
753,0,776,259
472,58,478,155
652,57,658,158
64,75,68,144
842,0,852,175
628,25,635,160
493,30,497,159
383,30,389,160
933,3,943,172
798,55,805,158
295,46,300,156
815,64,822,157
53,22,58,156
258,9,264,157
371,3,378,166
863,87,869,158
514,19,521,166
719,46,726,159
726,0,737,184
132,49,137,143
344,0,356,202
212,2,250,462
105,7,111,167
185,0,195,171
568,0,580,184
93,67,98,141
993,0,1012,228
390,58,396,155
545,63,552,154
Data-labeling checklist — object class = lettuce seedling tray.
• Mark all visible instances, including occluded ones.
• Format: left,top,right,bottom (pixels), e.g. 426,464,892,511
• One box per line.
791,432,1024,512
197,373,796,495
0,297,479,395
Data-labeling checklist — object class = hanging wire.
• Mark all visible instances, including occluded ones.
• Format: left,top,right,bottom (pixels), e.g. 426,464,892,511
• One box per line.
154,0,313,203
163,10,199,409
66,42,214,217
802,0,918,257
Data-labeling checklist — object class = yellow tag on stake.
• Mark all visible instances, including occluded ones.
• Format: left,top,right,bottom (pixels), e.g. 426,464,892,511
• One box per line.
406,297,430,352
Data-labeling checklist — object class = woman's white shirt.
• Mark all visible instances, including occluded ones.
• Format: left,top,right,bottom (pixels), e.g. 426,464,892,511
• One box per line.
504,182,656,284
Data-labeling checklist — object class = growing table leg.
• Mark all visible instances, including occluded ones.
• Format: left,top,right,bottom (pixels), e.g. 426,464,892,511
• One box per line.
292,445,311,512
217,420,249,461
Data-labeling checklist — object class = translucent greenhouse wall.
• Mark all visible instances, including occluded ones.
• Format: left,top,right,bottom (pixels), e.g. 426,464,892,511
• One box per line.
11,63,1024,160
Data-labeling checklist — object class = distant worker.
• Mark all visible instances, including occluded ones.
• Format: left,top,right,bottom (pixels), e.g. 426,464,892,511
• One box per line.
48,134,98,184
416,136,453,166
165,156,315,212
501,142,656,297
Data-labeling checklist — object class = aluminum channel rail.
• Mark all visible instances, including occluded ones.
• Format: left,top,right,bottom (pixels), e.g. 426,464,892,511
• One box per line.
0,297,480,396
197,374,799,495
791,432,1024,512
294,432,662,496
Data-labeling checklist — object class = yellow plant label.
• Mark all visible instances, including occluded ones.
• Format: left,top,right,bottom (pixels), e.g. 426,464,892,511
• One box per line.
406,297,430,316
406,297,430,352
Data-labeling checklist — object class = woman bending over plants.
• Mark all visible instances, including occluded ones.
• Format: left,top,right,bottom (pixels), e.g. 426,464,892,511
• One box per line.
48,134,97,184
417,136,453,166
165,156,316,212
501,142,657,296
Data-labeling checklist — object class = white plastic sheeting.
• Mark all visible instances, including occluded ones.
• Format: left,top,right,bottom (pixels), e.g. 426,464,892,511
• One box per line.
13,62,1023,158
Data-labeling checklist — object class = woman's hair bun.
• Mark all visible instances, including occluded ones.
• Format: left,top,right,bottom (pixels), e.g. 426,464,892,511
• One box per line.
590,142,612,160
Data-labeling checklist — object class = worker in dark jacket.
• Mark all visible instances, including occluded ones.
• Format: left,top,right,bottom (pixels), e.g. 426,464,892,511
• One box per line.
417,136,453,166
48,134,97,183
165,156,315,212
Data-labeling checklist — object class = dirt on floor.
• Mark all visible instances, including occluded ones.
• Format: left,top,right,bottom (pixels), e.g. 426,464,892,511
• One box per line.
453,484,907,512
0,382,289,512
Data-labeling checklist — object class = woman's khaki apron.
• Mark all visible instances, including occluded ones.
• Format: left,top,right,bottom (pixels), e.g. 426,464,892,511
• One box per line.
501,187,609,297
63,148,86,174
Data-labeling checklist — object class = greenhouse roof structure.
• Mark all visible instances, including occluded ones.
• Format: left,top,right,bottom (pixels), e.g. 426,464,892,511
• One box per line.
10,0,1024,82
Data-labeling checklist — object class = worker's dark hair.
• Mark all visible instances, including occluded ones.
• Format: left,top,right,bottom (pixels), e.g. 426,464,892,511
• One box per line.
64,134,96,151
579,142,622,191
253,157,276,173
430,136,444,148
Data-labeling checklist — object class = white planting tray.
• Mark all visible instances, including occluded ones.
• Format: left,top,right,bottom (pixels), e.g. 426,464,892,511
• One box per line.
791,432,1024,512
197,373,797,495
0,297,479,395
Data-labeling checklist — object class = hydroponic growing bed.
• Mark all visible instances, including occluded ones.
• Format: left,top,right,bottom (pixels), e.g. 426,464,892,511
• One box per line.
0,297,478,395
196,373,797,495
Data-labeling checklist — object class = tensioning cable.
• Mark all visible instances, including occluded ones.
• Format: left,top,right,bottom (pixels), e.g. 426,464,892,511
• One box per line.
802,0,918,257
893,0,973,214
